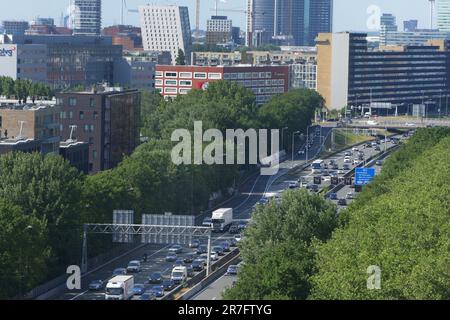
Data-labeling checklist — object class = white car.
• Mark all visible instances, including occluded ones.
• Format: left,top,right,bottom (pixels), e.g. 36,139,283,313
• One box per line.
337,170,345,175
352,147,359,152
344,157,351,163
289,181,300,189
353,159,360,165
298,150,305,155
346,192,354,200
234,234,242,242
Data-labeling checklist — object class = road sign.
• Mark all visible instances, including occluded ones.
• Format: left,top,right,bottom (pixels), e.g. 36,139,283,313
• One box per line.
355,168,376,186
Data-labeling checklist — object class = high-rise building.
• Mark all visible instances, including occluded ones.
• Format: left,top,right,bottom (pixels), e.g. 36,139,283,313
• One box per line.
2,21,30,36
404,20,418,32
206,16,233,46
380,13,399,45
438,0,450,31
247,0,333,47
139,5,192,65
72,0,102,35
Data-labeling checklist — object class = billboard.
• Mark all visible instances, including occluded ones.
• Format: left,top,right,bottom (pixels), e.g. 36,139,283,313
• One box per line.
0,45,17,79
113,210,134,243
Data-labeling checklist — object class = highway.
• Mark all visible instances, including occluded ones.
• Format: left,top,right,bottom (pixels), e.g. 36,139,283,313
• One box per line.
53,126,331,300
189,132,410,300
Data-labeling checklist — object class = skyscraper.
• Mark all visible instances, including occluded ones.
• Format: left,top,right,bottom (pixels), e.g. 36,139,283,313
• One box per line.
72,0,102,35
139,5,192,65
247,0,333,47
437,0,450,31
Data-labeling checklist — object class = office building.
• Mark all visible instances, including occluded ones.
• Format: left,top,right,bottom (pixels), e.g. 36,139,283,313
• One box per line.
0,103,60,155
380,13,398,31
139,5,192,65
71,0,102,35
438,0,450,31
57,87,141,173
0,43,47,82
316,32,450,112
8,35,123,89
155,65,289,105
380,29,450,46
114,51,160,91
0,138,42,155
206,16,233,46
59,140,90,174
2,21,29,36
102,25,143,51
192,51,243,66
247,0,333,47
404,20,418,32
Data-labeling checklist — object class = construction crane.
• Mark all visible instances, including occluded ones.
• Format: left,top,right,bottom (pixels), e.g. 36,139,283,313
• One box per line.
121,0,139,25
429,0,436,29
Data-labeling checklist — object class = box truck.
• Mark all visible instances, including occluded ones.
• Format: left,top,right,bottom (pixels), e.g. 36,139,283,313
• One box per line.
105,275,134,300
211,208,233,232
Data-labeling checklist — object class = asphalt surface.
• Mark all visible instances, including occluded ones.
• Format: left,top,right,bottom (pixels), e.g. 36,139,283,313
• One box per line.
190,133,410,300
54,126,331,301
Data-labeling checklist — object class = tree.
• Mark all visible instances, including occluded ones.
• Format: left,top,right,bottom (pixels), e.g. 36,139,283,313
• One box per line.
176,49,186,65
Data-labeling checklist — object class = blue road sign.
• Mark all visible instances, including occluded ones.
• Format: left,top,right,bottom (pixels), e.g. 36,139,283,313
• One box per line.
354,167,376,186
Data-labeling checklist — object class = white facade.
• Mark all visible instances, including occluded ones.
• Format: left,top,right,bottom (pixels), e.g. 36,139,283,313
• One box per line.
139,5,192,65
71,0,102,36
330,33,350,110
207,17,232,33
290,63,317,90
438,0,450,31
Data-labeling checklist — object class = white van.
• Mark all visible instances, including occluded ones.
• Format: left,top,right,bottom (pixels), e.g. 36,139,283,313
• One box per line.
171,266,187,284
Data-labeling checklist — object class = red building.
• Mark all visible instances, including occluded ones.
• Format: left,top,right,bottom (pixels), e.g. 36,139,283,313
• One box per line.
155,65,290,105
102,25,143,51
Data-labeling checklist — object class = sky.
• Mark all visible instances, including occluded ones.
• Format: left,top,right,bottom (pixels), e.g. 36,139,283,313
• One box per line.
0,0,433,32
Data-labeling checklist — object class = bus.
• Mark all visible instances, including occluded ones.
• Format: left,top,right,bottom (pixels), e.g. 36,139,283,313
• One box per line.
312,159,324,174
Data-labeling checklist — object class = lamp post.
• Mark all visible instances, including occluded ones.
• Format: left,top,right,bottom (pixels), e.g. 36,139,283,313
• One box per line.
292,131,301,161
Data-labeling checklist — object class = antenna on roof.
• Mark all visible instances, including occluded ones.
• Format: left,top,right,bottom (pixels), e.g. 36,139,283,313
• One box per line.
17,121,26,140
68,125,77,143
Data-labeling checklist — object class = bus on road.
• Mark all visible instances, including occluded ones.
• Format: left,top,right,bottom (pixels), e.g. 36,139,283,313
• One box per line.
312,159,325,174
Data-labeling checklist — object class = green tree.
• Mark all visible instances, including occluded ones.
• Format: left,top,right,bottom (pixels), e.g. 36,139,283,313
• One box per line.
176,49,186,65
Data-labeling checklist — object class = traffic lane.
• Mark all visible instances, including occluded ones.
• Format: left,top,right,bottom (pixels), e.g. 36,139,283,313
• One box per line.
193,274,237,300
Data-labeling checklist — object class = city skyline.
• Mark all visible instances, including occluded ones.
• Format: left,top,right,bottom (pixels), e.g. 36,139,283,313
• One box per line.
0,0,434,33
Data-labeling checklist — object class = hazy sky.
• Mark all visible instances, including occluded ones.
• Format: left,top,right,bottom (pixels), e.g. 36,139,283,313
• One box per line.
0,0,433,32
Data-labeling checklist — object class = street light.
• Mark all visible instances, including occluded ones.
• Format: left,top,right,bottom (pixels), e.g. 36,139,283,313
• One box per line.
281,127,288,151
291,131,301,161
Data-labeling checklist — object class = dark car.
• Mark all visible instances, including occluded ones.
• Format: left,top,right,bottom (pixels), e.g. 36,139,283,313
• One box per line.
338,198,347,206
310,184,319,192
226,265,238,276
184,252,196,264
165,253,177,262
88,280,104,291
212,245,225,256
140,290,157,300
132,284,146,296
186,265,194,277
192,259,205,271
332,164,339,170
238,221,248,231
229,223,240,234
343,164,350,171
112,268,127,277
229,238,238,247
169,244,183,254
376,160,383,166
188,239,200,248
148,272,162,284
196,244,208,255
162,279,176,291
327,192,338,200
150,285,165,298
221,241,231,252
174,259,184,267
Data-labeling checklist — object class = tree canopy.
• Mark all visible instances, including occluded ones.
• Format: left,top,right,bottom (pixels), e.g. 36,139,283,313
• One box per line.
0,76,53,103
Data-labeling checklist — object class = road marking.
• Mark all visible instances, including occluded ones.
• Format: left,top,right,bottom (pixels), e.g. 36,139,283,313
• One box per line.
70,290,88,301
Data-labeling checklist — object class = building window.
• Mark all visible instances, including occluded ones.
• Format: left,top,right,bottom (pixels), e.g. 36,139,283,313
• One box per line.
93,112,98,120
165,79,178,86
179,88,191,94
84,124,89,132
164,87,178,94
155,71,163,77
90,125,95,132
179,72,192,78
92,150,97,160
165,71,177,78
89,137,94,145
90,98,96,107
69,97,77,106
194,72,207,79
69,111,73,119
79,111,84,120
208,73,222,80
155,79,163,85
179,80,192,86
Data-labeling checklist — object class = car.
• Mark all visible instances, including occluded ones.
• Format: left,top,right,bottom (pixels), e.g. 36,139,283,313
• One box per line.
371,142,378,148
88,280,104,291
226,265,238,276
343,164,350,171
212,245,225,256
202,217,212,227
162,279,176,291
186,265,194,277
149,285,165,298
289,181,300,189
344,157,351,164
338,198,347,206
323,163,329,169
184,252,196,264
192,259,205,271
173,259,185,267
112,268,127,276
132,284,146,296
165,253,177,262
169,244,183,254
188,239,200,248
238,221,248,231
196,244,208,255
346,192,354,200
374,146,381,151
376,160,383,166
140,290,157,300
126,260,141,273
229,238,238,247
148,272,163,284
221,241,231,252
344,151,352,157
229,223,240,234
234,234,242,242
353,159,360,165
298,149,305,155
365,143,372,148
338,169,345,175
327,192,338,200
201,251,218,261
258,197,269,205
352,147,359,152
309,184,319,193
322,170,330,176
332,164,339,170
328,160,336,166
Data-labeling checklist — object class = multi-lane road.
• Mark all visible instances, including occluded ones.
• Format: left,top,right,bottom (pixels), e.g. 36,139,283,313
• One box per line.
191,132,410,300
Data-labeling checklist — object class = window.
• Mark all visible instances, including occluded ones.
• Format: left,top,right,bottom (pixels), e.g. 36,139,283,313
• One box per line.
93,150,97,160
164,87,177,94
179,80,192,86
84,124,89,132
179,88,191,94
79,111,84,120
89,137,94,145
69,97,77,106
155,71,163,77
93,112,98,120
179,72,192,78
208,73,222,80
89,98,96,107
165,79,177,86
165,71,177,78
194,72,207,79
69,111,73,119
155,79,163,85
90,125,95,132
